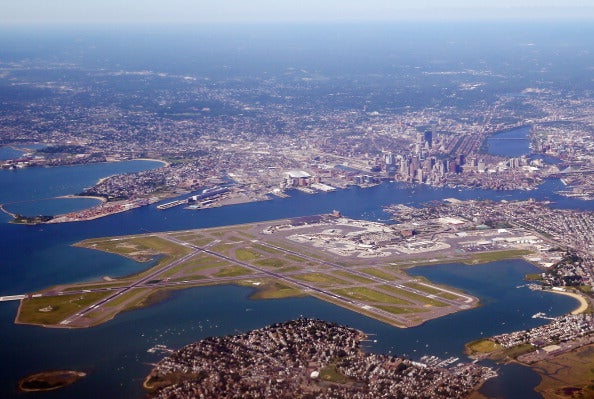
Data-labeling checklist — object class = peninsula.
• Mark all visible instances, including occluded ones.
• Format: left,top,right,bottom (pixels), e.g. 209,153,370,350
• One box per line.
16,204,560,330
145,318,496,399
15,212,496,329
466,313,594,399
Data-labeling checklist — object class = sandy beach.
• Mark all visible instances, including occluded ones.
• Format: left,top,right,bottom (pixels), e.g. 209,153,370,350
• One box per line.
58,194,107,203
547,289,590,315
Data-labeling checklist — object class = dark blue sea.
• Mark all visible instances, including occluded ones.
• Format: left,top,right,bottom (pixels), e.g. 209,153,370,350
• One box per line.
0,150,591,398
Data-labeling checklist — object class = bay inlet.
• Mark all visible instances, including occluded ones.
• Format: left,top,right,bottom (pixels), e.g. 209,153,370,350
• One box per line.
0,149,591,398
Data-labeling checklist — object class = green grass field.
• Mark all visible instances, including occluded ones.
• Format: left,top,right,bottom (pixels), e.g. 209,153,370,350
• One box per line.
462,249,531,264
293,273,350,286
332,287,412,305
248,281,304,299
17,292,111,325
254,258,286,268
214,266,253,278
465,339,502,354
235,248,259,261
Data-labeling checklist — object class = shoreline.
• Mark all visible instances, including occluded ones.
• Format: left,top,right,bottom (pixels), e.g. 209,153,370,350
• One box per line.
0,158,167,223
0,203,17,219
94,158,168,186
58,194,107,203
134,157,170,167
18,370,86,392
16,215,510,330
545,289,589,315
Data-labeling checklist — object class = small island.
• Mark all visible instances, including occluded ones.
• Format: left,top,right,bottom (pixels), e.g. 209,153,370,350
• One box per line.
18,370,86,392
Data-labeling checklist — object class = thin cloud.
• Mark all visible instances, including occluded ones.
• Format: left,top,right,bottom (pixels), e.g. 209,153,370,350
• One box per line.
1,0,593,25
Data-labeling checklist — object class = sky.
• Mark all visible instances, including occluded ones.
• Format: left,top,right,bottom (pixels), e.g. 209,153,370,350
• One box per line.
1,0,594,25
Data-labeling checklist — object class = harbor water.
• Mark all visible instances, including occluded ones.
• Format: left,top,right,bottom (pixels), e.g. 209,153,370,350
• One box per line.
0,150,589,398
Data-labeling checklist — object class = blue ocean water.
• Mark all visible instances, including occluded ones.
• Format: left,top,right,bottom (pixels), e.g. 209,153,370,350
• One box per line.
4,197,102,217
0,157,589,398
0,270,575,399
0,160,163,205
0,160,164,217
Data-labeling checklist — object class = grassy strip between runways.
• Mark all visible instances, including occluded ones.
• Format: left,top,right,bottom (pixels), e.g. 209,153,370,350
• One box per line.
254,258,286,268
377,284,448,307
246,281,304,299
99,289,154,309
332,287,412,305
17,292,111,326
63,282,129,292
235,248,259,261
158,255,233,278
251,243,285,255
333,271,377,285
292,272,351,286
403,282,460,301
461,249,532,264
359,267,399,281
214,266,254,278
376,305,423,314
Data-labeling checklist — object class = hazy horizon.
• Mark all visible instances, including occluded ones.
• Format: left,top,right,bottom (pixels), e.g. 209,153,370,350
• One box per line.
2,0,594,26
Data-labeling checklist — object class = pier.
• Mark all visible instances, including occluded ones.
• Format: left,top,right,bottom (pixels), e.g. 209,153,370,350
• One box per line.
156,199,186,210
0,295,26,302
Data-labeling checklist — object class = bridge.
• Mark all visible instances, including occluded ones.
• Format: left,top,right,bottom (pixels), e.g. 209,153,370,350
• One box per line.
549,169,594,178
487,137,529,141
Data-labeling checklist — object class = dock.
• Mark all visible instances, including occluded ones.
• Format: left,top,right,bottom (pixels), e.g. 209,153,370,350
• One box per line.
156,199,187,210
